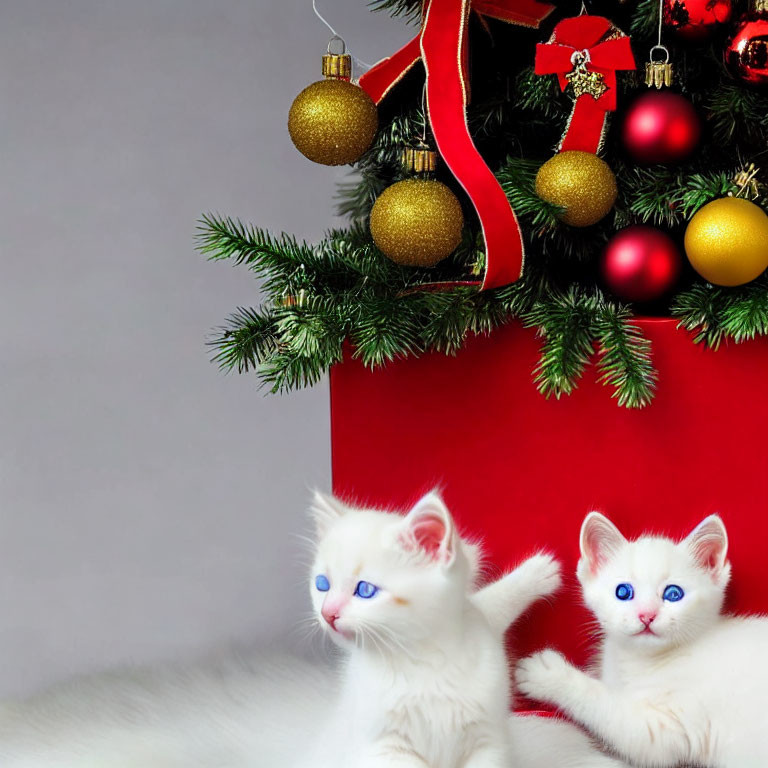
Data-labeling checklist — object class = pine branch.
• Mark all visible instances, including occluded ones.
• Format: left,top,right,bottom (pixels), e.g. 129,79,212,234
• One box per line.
321,227,403,286
523,290,597,399
619,167,738,226
677,173,738,218
349,294,423,367
513,68,569,122
368,0,422,23
498,157,562,231
671,283,729,348
273,300,346,360
706,84,768,146
197,214,318,270
630,0,659,39
419,291,475,354
208,307,279,374
260,348,331,394
620,167,682,227
197,214,334,299
719,278,768,342
593,304,657,408
336,171,391,223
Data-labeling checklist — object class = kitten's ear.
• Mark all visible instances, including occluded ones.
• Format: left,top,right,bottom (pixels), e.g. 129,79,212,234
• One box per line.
399,492,456,566
685,515,729,577
309,491,346,539
580,512,626,574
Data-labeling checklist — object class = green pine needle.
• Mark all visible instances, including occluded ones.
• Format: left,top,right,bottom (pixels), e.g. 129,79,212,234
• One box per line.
594,305,657,408
209,307,279,374
672,284,729,348
523,290,597,399
368,0,422,23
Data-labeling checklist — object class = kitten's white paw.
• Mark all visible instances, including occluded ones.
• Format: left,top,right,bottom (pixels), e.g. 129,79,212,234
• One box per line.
516,649,572,704
519,553,562,598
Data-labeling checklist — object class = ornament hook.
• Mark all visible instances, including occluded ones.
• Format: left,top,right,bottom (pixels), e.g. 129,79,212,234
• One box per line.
327,35,347,56
570,48,591,67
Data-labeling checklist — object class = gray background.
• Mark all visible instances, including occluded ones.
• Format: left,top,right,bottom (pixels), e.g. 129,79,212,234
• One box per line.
0,0,413,696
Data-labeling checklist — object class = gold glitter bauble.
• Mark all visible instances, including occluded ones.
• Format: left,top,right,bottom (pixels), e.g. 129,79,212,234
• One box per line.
288,79,378,166
370,179,464,267
535,151,618,227
684,197,768,286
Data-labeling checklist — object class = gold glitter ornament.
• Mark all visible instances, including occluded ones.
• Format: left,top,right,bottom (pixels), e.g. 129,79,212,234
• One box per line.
684,197,768,286
535,151,618,227
370,178,464,267
288,49,378,167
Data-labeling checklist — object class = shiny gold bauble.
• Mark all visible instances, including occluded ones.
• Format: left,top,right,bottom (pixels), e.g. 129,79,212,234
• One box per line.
684,197,768,286
288,79,378,166
535,151,618,227
370,179,464,267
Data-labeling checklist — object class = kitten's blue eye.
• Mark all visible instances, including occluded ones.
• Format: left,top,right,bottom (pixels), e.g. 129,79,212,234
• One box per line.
354,580,378,599
663,584,684,602
315,574,330,592
615,583,634,601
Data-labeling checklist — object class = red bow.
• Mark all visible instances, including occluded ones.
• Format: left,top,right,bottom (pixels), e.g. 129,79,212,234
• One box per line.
360,0,554,291
535,15,635,153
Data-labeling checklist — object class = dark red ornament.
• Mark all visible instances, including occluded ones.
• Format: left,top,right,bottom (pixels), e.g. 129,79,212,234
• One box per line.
663,0,733,41
725,7,768,87
601,226,682,302
622,91,701,164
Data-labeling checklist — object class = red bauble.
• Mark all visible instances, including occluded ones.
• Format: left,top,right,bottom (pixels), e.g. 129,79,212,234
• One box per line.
622,92,701,164
601,226,682,303
725,10,768,87
663,0,733,41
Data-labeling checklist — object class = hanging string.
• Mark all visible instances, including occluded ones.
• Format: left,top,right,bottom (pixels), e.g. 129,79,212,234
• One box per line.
312,0,339,37
311,0,373,73
657,0,664,48
649,0,670,69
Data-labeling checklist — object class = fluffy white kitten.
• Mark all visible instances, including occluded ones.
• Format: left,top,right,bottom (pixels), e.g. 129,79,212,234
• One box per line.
0,491,622,768
517,511,768,768
302,490,563,768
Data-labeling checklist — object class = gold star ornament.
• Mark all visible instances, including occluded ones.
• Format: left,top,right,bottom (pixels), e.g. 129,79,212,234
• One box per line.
566,53,608,100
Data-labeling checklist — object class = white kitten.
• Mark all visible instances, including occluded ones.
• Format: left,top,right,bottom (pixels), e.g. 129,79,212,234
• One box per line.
302,490,562,768
517,511,768,768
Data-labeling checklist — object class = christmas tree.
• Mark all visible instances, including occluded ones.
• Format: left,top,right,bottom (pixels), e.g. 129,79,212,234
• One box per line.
198,0,768,408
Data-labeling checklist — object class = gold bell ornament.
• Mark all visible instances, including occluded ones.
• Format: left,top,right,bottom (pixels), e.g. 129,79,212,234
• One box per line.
370,147,465,267
288,37,378,166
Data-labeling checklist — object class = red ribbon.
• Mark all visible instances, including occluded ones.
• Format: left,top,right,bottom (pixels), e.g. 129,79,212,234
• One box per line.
535,15,635,154
360,0,554,291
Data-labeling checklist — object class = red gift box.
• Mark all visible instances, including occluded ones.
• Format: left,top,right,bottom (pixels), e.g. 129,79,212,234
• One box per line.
330,318,768,706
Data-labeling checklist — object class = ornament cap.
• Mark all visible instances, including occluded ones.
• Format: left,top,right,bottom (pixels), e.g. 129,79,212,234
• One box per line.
402,146,439,174
754,0,768,12
322,53,352,81
645,61,674,88
645,46,673,88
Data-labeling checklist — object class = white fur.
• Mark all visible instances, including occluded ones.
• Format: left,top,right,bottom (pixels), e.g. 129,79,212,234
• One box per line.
0,651,328,767
0,491,619,767
517,511,768,768
509,715,627,768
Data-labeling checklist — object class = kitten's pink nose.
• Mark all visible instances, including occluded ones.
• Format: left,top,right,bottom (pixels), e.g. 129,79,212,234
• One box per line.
321,605,340,630
639,612,657,626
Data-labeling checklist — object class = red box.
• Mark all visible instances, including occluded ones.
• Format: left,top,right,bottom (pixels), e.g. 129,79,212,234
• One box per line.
331,319,768,689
